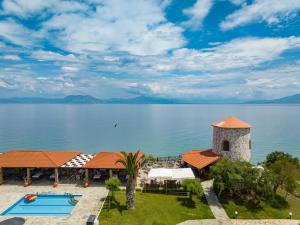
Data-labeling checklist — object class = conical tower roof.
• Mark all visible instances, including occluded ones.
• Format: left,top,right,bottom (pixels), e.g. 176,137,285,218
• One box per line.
212,116,252,129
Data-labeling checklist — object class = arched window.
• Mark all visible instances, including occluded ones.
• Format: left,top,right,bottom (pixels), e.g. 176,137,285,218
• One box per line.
222,140,230,151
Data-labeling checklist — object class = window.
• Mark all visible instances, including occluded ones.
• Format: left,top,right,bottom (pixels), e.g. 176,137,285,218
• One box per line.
222,140,230,151
249,140,252,149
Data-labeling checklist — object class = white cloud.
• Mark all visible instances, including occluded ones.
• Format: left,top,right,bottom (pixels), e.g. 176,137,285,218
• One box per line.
183,0,213,30
149,36,300,72
126,61,300,100
42,0,185,55
221,0,300,30
0,19,38,47
61,66,80,72
1,54,21,60
229,0,246,6
1,0,89,18
31,50,78,62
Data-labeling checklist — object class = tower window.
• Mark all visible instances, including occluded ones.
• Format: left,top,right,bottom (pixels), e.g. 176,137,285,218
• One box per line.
249,140,252,149
222,140,230,151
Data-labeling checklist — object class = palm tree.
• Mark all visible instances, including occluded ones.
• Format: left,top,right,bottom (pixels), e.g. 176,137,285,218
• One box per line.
116,151,144,210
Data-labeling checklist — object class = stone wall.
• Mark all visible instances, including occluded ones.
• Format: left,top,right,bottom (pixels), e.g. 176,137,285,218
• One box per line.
212,127,251,161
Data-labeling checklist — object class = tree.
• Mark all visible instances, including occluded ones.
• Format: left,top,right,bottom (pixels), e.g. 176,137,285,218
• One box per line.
264,151,299,169
182,179,203,201
105,177,120,210
210,158,263,204
116,151,144,210
269,158,300,195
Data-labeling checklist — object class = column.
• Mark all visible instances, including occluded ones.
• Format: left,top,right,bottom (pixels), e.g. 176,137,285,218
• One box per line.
84,169,89,187
85,169,89,181
109,169,112,178
54,168,59,186
27,168,31,185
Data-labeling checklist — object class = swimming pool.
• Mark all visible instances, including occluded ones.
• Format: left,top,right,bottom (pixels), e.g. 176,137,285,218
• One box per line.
1,194,81,216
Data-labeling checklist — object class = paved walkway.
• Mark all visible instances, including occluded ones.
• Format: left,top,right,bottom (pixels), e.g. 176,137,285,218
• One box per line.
201,180,232,225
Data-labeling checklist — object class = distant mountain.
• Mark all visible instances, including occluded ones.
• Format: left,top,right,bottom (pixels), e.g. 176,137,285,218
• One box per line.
108,95,179,104
62,95,103,103
2,94,298,104
0,95,103,104
0,95,178,104
246,93,300,104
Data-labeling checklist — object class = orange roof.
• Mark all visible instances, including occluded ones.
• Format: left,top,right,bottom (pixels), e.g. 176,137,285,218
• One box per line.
212,116,252,129
182,149,220,169
0,150,80,168
83,152,144,169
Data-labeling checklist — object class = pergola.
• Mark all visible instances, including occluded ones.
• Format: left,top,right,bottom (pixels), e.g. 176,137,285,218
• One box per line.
148,168,195,180
147,168,195,192
0,150,80,186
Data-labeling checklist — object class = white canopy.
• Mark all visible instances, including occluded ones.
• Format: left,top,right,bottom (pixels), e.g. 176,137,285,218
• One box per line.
148,168,195,180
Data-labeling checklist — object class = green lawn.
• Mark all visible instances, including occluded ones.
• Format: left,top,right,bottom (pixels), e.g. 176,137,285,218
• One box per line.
99,191,214,225
220,192,300,219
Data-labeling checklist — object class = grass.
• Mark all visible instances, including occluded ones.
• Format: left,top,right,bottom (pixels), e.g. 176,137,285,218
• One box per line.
99,191,214,225
220,192,300,219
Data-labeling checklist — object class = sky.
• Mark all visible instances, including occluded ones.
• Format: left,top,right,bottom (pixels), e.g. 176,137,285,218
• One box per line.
0,0,299,101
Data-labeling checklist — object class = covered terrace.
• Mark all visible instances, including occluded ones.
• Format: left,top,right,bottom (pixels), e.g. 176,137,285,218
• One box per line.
0,150,80,186
83,152,144,186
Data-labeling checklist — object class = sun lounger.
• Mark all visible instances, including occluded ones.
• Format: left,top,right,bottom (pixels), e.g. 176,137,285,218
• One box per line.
32,172,43,179
93,174,101,180
49,174,55,180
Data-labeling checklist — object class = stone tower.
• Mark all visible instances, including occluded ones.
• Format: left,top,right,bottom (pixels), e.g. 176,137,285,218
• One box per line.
212,116,252,162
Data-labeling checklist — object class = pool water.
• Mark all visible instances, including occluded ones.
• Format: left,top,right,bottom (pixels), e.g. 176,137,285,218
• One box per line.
1,194,81,216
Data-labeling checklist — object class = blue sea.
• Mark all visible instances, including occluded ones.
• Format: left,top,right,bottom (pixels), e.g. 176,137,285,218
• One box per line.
0,104,299,163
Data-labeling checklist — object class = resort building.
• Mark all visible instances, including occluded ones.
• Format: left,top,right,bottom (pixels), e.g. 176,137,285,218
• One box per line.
0,150,143,187
182,116,252,174
0,150,81,186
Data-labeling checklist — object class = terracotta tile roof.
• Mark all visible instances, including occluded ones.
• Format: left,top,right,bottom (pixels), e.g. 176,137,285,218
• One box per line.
212,116,252,129
83,152,144,169
182,149,220,169
0,150,80,168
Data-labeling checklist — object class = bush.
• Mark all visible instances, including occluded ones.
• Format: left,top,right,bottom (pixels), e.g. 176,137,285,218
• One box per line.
105,178,120,198
182,179,203,201
145,154,156,161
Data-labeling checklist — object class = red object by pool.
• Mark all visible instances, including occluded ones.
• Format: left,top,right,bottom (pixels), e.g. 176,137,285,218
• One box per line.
25,194,37,201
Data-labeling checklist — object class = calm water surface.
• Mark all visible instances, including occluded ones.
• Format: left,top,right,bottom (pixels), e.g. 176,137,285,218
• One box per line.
0,104,299,163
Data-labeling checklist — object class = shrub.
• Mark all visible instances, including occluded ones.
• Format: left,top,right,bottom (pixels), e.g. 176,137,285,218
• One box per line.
182,179,203,201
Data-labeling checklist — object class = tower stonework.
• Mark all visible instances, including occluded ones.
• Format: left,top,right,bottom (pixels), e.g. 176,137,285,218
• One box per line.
212,116,252,162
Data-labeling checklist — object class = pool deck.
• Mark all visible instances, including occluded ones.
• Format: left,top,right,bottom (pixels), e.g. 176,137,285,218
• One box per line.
0,182,108,225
